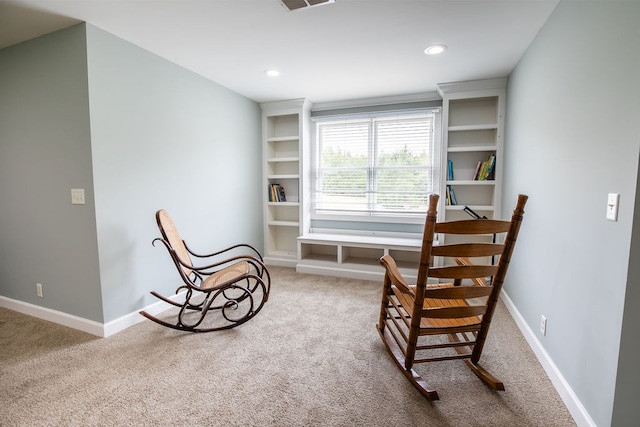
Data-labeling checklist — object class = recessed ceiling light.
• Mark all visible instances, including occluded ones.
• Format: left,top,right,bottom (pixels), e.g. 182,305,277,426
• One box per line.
265,69,281,77
424,44,447,55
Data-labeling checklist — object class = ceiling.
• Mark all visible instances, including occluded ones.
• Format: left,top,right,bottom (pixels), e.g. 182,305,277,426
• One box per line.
0,0,559,104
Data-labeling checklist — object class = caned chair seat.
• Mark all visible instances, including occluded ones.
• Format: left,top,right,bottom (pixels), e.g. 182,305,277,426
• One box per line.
201,261,250,289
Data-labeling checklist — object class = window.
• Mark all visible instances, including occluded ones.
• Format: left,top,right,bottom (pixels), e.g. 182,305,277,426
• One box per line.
311,108,441,220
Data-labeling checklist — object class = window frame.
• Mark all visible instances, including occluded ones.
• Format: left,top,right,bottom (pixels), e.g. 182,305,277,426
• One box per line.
310,107,442,225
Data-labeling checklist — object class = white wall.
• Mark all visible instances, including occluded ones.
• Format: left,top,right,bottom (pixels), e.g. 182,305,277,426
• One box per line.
503,2,640,426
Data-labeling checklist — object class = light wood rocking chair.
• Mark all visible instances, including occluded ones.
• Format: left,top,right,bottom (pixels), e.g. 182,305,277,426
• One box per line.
377,193,527,400
140,209,271,332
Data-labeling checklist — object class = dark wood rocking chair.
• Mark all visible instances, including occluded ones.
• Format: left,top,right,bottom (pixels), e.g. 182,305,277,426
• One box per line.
140,209,271,332
377,193,527,400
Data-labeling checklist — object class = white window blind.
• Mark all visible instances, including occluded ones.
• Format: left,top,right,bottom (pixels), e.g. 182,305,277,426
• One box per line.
312,109,440,218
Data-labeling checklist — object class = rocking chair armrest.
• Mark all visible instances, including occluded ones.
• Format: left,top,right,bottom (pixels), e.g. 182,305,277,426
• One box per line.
190,254,267,276
183,242,264,262
380,254,415,297
454,256,488,287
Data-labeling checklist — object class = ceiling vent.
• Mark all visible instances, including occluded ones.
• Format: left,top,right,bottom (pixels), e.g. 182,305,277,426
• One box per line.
280,0,335,12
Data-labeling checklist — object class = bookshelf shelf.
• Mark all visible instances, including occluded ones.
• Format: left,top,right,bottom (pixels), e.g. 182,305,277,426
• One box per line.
447,145,496,153
268,220,299,227
447,180,495,186
267,135,299,142
267,201,299,207
267,174,299,179
445,205,495,211
448,124,498,132
267,156,299,162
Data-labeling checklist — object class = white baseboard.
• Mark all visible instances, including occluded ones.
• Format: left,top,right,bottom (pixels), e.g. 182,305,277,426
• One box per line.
0,296,105,336
103,293,184,337
500,290,596,427
296,263,385,282
0,292,184,338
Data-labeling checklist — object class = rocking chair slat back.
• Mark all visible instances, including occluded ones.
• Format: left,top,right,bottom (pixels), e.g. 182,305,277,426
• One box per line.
377,193,528,400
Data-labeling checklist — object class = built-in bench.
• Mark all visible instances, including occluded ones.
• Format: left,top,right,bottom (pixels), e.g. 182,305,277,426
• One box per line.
296,233,426,281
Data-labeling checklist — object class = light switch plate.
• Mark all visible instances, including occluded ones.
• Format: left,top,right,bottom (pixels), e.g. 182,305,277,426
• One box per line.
71,188,85,205
606,193,619,221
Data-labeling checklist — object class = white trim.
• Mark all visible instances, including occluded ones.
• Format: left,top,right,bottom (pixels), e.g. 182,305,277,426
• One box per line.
298,232,422,247
310,214,426,224
311,106,440,122
312,92,440,112
260,98,313,114
500,290,596,427
263,256,298,268
436,78,508,97
296,263,386,281
103,292,185,337
310,108,441,220
306,228,422,240
0,296,105,336
0,292,185,338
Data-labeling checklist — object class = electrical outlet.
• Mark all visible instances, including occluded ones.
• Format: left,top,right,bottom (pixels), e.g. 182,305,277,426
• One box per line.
71,188,85,205
36,283,44,298
606,193,619,221
540,315,547,336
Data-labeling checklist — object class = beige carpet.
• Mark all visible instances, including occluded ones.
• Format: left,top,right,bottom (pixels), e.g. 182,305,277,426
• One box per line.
0,267,575,426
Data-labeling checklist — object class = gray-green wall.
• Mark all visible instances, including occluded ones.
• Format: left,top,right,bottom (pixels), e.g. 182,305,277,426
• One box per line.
0,23,263,323
503,2,640,426
85,25,263,322
0,25,103,321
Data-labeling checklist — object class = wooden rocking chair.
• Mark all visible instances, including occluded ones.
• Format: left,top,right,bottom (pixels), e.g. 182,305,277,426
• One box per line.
140,209,271,332
377,193,527,400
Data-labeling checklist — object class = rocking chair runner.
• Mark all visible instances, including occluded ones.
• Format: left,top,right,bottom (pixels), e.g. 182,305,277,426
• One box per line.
140,210,271,332
377,193,527,400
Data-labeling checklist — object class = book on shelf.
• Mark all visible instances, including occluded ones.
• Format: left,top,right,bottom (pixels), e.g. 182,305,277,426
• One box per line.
446,185,457,205
486,154,496,180
448,159,454,181
268,184,287,202
474,154,496,181
472,160,482,180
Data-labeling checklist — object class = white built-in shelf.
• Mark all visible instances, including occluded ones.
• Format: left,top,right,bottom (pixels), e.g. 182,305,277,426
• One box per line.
267,174,299,179
447,180,496,186
296,233,425,281
262,100,312,267
261,100,311,267
267,135,299,142
448,124,498,132
438,80,505,225
267,201,300,207
445,205,495,211
267,157,299,162
447,146,497,153
268,220,299,227
298,233,423,247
